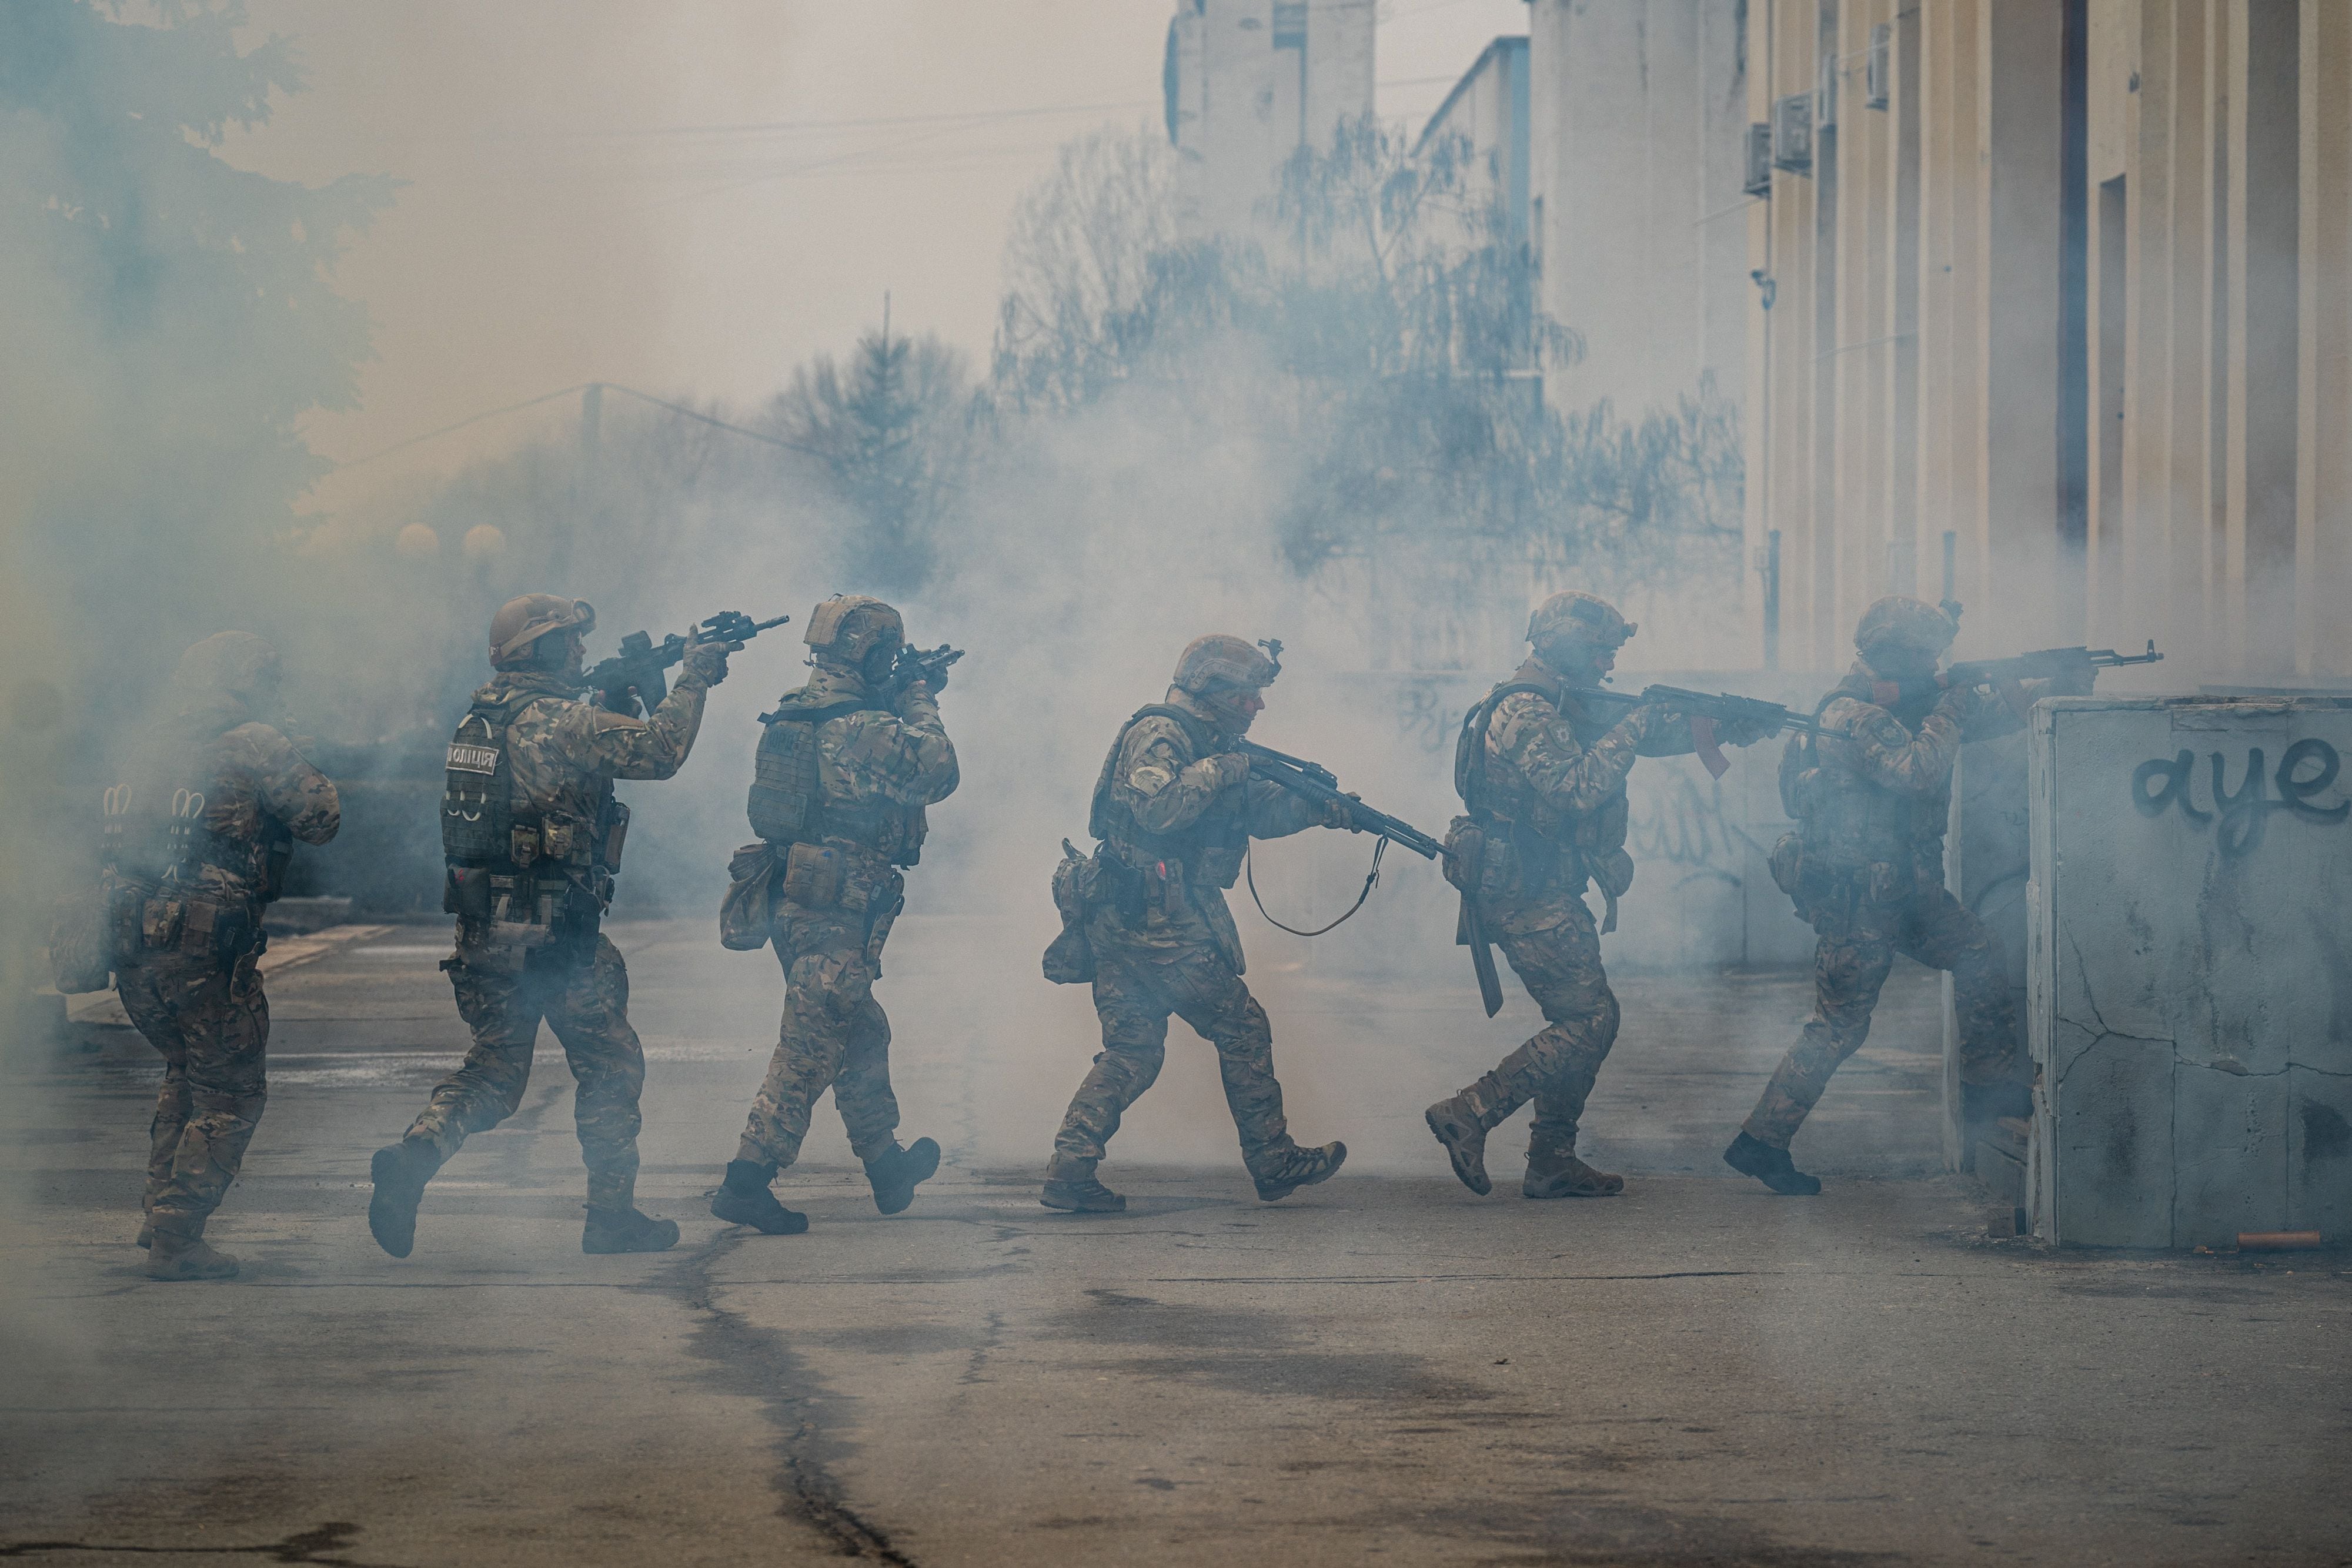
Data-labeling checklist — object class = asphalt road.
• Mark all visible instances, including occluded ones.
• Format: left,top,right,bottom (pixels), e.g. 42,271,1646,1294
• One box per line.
2,916,2347,1567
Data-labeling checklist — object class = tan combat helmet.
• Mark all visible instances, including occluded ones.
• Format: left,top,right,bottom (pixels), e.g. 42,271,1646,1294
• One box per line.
1853,596,1957,658
804,594,905,668
1526,590,1635,656
488,594,595,669
1172,634,1280,697
173,631,281,698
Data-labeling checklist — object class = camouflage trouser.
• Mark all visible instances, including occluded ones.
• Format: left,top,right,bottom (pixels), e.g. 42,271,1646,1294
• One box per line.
119,950,268,1225
1048,935,1296,1179
1743,885,2020,1148
407,933,645,1211
1454,897,1619,1156
733,903,901,1169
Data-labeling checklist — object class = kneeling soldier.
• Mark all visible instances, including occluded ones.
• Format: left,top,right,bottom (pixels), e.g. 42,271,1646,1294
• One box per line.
369,594,733,1258
709,596,958,1235
1040,636,1351,1213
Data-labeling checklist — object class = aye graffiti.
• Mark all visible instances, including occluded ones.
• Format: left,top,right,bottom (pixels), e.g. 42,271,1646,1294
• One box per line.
2130,738,2350,857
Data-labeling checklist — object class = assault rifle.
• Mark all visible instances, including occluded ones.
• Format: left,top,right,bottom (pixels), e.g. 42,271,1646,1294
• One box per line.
582,611,790,713
1565,684,1828,780
1870,641,2164,717
1943,641,2163,688
1237,739,1442,860
883,643,963,699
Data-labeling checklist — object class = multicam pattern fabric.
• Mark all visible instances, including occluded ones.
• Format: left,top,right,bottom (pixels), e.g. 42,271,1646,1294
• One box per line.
123,950,270,1225
1047,687,1328,1179
407,935,647,1211
1094,687,1324,972
1464,659,1695,935
735,900,905,1168
480,666,714,825
408,661,717,1210
1449,901,1623,1153
1746,657,2060,1148
1743,889,2018,1148
733,665,957,1172
115,676,338,1228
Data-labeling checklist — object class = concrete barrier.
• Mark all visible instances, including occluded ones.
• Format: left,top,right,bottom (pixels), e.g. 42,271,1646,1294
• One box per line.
2026,697,2352,1248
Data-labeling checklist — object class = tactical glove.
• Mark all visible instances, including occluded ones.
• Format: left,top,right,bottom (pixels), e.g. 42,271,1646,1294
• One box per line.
1208,751,1253,790
1321,791,1361,830
681,638,741,687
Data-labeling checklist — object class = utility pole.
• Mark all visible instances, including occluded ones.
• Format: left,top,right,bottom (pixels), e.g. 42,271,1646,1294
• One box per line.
579,382,603,473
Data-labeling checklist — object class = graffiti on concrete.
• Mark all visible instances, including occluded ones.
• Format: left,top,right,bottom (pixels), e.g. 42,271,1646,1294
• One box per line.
1629,770,1764,887
2130,738,2350,857
1392,682,1461,756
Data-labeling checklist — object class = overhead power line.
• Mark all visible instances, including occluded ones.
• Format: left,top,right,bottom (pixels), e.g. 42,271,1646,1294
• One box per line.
330,381,823,472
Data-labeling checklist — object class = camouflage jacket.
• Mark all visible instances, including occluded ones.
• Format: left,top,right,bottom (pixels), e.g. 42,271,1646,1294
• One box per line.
1780,660,2024,883
1087,687,1323,972
477,667,713,829
757,664,959,868
1455,658,1695,928
114,693,340,910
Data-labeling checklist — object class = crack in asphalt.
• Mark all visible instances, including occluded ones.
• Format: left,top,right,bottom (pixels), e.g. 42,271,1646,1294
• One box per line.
0,1523,403,1565
641,1226,918,1566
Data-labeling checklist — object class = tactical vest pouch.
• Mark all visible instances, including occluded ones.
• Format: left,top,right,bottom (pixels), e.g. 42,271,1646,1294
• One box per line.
1043,840,1097,985
749,718,821,843
719,841,777,951
141,898,183,951
778,841,844,910
1441,817,1485,895
1768,833,1805,902
444,865,495,922
1592,847,1636,901
602,801,631,869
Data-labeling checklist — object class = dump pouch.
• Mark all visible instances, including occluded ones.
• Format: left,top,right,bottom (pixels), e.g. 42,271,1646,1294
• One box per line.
719,841,778,951
1043,838,1097,985
778,841,845,910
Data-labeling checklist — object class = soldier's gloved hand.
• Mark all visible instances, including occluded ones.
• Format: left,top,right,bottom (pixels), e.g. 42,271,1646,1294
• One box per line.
1207,751,1253,790
681,637,742,687
1928,681,1974,723
1320,791,1361,830
1721,713,1780,747
894,679,940,716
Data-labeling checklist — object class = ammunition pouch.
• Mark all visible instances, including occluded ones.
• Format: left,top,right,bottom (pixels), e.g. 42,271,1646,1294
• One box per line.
1441,816,1485,895
111,891,259,969
720,842,779,951
1043,839,1098,985
778,841,847,910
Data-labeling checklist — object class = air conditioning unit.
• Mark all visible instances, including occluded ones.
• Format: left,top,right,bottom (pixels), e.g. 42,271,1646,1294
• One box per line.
1772,93,1812,174
1866,23,1891,109
1745,123,1773,196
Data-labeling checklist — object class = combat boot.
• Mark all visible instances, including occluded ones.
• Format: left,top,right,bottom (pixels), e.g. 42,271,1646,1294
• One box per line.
710,1160,809,1235
145,1216,238,1282
1524,1131,1625,1199
1722,1131,1822,1196
368,1136,445,1259
1251,1140,1347,1203
1425,1090,1498,1196
135,1218,152,1251
583,1206,680,1254
1040,1155,1126,1213
864,1137,941,1216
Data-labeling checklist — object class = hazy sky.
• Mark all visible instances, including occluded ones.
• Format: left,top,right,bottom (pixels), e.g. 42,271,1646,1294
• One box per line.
220,0,1530,517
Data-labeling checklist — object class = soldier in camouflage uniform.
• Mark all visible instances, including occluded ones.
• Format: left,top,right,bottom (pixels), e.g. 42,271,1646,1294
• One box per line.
1038,635,1352,1214
1424,593,1772,1201
108,633,340,1281
710,596,958,1236
1723,596,2082,1195
369,594,734,1258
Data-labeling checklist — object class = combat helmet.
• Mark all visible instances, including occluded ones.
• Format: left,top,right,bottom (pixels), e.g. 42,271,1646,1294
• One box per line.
1172,634,1280,697
489,594,594,669
172,631,282,700
804,595,905,669
1527,590,1635,655
1853,596,1957,659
